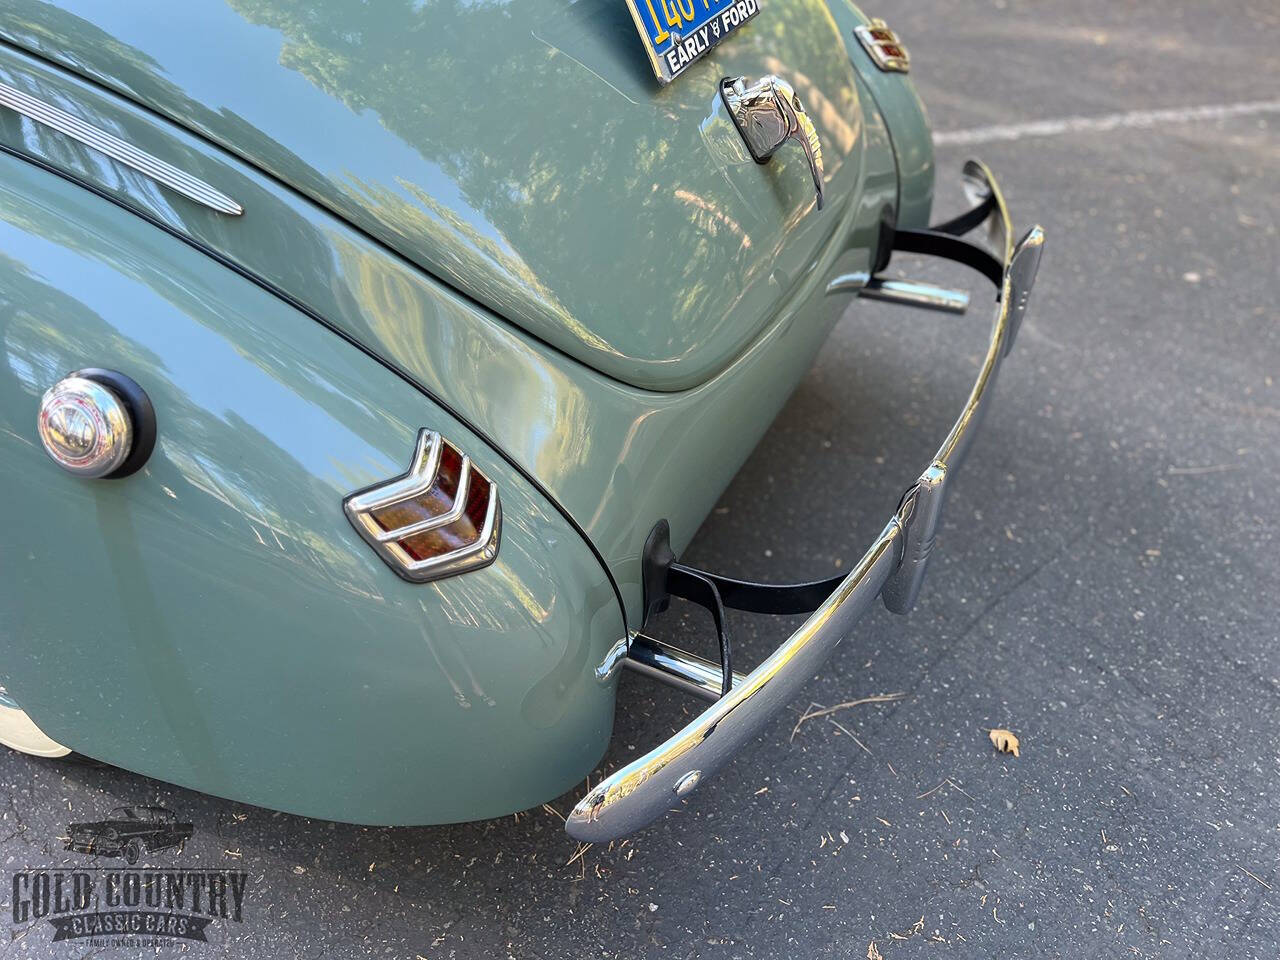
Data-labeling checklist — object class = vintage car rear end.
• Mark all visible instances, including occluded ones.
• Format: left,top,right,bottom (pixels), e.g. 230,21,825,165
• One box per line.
0,1,1040,836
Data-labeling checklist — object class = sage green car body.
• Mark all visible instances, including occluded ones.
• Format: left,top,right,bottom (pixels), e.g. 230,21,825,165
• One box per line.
0,0,933,823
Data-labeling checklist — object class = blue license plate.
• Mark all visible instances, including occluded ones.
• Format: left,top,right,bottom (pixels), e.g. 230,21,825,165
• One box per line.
624,0,762,84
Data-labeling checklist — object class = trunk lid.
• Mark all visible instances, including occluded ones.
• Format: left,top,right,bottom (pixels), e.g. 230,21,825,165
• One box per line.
1,0,868,390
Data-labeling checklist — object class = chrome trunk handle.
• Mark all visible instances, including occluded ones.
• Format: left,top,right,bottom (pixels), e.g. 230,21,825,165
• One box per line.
720,75,825,210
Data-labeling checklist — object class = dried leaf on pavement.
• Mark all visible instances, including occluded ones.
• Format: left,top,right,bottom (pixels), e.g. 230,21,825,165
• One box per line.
989,728,1021,757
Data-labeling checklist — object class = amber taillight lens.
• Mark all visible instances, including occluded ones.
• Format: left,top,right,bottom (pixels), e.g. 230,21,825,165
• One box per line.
344,430,501,582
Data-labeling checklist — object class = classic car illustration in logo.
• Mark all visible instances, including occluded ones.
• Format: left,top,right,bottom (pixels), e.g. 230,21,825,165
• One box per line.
65,806,194,865
625,0,761,83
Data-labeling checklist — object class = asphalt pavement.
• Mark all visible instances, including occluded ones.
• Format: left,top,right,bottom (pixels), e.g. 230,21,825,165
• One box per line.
2,1,1277,957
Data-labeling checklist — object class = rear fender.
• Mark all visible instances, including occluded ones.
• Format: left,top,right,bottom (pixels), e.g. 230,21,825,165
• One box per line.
0,152,625,824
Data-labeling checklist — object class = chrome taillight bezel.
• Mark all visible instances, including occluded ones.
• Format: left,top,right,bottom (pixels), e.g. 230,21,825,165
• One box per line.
344,429,501,583
854,19,911,73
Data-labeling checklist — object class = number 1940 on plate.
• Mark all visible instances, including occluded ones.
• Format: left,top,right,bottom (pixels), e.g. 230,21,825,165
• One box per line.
625,0,762,84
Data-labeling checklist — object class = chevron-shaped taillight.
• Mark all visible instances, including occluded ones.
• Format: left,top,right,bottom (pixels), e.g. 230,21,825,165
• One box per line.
344,430,501,582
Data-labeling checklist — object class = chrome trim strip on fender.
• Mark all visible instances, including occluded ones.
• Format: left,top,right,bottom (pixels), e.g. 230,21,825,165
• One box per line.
567,160,1044,842
0,80,243,216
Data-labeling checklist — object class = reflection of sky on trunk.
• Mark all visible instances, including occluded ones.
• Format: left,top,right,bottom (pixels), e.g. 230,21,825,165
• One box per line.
70,0,508,249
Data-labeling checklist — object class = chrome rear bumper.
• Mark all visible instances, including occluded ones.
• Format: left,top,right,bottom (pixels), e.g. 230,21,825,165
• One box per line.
567,160,1044,843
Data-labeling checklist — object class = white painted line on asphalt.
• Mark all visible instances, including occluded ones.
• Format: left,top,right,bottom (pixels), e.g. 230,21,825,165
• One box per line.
933,99,1280,146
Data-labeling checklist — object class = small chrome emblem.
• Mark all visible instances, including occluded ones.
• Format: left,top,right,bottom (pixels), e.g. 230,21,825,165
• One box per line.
721,75,825,209
38,376,133,478
854,19,910,73
624,0,762,85
344,430,501,583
